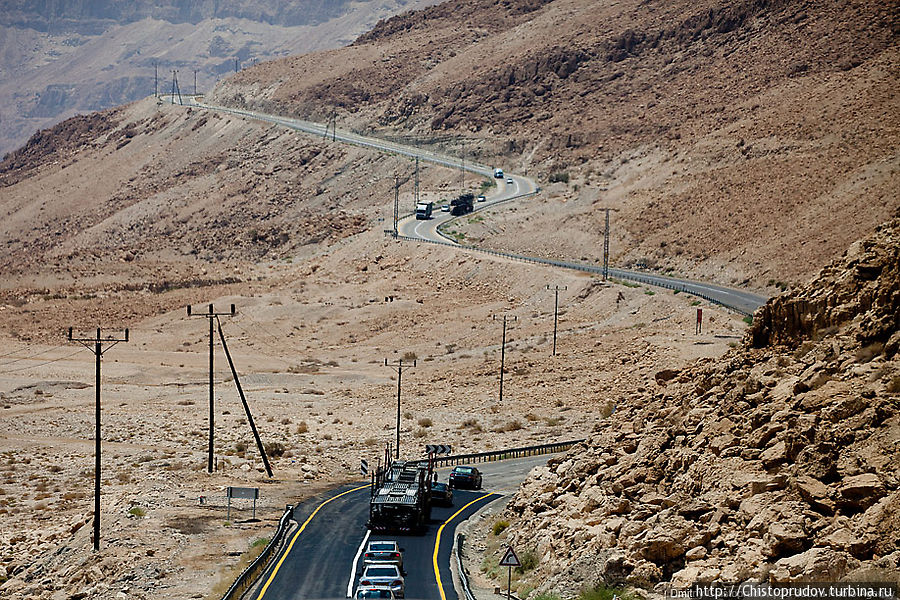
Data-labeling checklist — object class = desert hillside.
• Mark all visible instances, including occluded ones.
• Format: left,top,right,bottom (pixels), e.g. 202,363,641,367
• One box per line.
0,0,443,156
490,219,899,594
0,0,897,598
210,0,899,289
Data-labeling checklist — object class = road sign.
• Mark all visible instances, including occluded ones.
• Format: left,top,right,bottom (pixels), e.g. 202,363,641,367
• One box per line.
498,546,521,567
360,459,369,476
425,444,452,455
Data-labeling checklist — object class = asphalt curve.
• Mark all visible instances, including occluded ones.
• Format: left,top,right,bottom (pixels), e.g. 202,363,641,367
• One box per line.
253,483,498,600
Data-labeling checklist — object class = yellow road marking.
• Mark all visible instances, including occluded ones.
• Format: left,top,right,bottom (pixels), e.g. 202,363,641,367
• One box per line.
256,483,371,600
433,493,500,600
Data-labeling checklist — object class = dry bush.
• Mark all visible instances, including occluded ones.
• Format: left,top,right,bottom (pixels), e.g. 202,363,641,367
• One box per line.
460,418,483,432
403,351,417,361
544,416,564,426
296,421,309,434
414,428,427,438
418,417,433,428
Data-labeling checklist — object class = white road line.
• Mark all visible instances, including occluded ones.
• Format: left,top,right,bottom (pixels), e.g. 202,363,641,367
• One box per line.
346,529,371,598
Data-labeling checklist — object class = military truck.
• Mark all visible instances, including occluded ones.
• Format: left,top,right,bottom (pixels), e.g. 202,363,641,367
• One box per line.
450,193,474,216
415,202,433,220
367,460,433,533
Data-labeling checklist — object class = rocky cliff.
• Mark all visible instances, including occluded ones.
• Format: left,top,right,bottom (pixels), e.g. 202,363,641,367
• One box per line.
496,219,900,594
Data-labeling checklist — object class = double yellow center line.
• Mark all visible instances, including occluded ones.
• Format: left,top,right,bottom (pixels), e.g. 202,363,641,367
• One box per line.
256,485,499,600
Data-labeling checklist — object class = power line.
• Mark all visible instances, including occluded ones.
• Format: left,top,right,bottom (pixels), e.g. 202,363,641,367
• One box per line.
0,348,83,373
0,343,69,367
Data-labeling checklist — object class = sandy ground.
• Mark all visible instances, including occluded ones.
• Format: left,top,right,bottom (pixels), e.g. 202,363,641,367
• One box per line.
0,222,746,598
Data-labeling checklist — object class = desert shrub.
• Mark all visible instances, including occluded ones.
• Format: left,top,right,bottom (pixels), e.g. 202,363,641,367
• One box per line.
414,428,427,438
128,506,146,518
549,171,569,184
296,421,308,434
417,417,433,428
579,584,635,600
402,351,417,361
492,520,509,536
533,594,563,600
544,416,564,426
234,442,247,454
515,549,538,574
264,441,285,458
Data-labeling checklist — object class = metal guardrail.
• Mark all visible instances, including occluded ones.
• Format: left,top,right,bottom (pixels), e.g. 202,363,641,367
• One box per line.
456,533,476,600
164,95,764,316
220,504,294,600
425,439,585,468
393,233,758,316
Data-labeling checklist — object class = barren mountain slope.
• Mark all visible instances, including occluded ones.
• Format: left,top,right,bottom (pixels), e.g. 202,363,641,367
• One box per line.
0,0,444,156
210,0,899,289
490,219,900,594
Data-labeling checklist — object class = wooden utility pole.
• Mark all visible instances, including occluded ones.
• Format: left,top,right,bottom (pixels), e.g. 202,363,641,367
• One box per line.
67,327,129,551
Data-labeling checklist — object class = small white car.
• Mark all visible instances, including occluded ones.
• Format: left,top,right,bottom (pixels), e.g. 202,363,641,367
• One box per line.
506,177,514,184
360,564,404,598
477,194,486,202
440,204,450,212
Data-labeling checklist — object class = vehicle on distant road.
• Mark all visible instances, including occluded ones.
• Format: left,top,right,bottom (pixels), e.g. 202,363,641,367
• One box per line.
415,201,433,220
449,465,482,489
360,564,405,598
430,481,453,506
450,192,475,216
493,168,504,178
364,540,403,570
476,194,486,202
440,204,450,212
354,586,397,598
506,177,514,184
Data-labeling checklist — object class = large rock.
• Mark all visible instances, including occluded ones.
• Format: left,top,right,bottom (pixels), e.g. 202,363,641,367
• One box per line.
769,547,859,582
838,473,885,510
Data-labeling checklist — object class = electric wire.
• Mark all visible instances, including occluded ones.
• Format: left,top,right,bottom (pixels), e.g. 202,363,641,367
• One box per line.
0,348,84,374
0,343,69,367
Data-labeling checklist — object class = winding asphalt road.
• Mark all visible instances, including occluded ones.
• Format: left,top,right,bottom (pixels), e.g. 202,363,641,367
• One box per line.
166,95,767,314
249,455,554,600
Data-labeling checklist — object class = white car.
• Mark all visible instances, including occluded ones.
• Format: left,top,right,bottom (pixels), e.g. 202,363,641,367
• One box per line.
440,204,450,212
506,177,514,184
355,586,397,599
476,194,486,202
363,540,403,570
360,564,404,598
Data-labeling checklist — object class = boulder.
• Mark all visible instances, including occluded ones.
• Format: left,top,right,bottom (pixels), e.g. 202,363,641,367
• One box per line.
838,473,884,510
769,547,859,582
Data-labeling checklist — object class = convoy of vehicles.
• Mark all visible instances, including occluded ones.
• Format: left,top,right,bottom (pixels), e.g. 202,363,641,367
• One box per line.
415,201,433,220
449,465,483,489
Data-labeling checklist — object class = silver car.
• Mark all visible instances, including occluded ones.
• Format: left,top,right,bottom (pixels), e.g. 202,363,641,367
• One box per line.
360,564,404,598
363,540,403,570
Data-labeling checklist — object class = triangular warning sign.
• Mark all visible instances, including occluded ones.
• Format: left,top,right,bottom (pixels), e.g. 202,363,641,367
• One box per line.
498,546,521,567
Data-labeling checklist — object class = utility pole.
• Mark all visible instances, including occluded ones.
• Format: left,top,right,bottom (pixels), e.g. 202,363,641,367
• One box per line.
234,58,239,73
414,156,420,208
216,316,273,477
493,315,517,403
598,207,619,281
154,62,158,98
67,327,129,551
547,285,567,356
187,303,235,473
193,69,198,96
171,69,182,105
384,358,415,459
392,176,400,238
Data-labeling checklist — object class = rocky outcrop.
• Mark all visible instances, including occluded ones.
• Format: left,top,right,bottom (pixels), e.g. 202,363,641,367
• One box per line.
752,219,900,348
498,219,900,595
